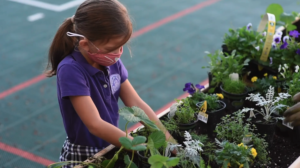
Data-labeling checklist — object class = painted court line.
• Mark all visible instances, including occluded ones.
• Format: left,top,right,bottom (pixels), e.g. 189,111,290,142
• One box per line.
0,0,219,165
9,0,85,12
0,142,54,166
27,13,44,22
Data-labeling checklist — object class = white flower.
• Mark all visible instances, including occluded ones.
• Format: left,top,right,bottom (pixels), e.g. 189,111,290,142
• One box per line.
278,64,282,72
284,64,289,69
296,65,299,73
276,31,283,36
262,31,267,36
178,101,183,105
188,95,192,98
283,36,290,42
254,46,260,51
260,39,263,43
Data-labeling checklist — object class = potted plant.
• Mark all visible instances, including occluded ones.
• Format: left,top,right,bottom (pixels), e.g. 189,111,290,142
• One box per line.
220,77,248,113
240,86,291,146
203,50,249,93
195,92,226,138
215,139,257,168
215,112,269,167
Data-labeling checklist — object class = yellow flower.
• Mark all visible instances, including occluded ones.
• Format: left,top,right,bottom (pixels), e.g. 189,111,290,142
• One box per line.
251,148,257,158
227,162,231,168
251,76,258,82
238,143,244,147
264,73,268,77
273,76,277,80
216,93,224,99
239,164,244,168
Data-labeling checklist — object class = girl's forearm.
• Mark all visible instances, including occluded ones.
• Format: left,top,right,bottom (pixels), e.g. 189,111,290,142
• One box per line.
89,120,133,147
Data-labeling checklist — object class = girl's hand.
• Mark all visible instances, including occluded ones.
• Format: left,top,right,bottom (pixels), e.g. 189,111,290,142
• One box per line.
284,92,300,126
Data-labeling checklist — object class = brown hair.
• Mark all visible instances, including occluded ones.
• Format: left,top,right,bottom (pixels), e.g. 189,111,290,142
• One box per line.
46,0,132,77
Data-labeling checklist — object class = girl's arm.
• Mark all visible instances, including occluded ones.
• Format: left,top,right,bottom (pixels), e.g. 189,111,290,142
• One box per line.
120,79,177,144
70,96,132,147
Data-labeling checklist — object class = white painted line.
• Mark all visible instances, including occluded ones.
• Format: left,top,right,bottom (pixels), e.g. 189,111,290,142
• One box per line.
27,13,44,22
8,0,84,12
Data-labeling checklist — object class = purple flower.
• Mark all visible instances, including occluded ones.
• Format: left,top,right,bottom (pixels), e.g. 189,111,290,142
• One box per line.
247,23,252,30
296,49,300,55
274,36,281,43
195,84,205,90
269,57,273,65
183,83,196,94
289,30,300,38
280,41,288,49
272,42,277,49
183,83,192,92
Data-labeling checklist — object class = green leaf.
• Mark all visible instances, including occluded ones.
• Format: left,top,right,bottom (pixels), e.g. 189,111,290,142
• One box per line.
150,162,163,168
119,106,149,122
147,138,160,155
280,13,295,24
166,157,180,167
148,131,166,149
131,145,147,151
119,137,132,149
148,155,169,165
266,4,283,22
287,24,297,31
48,162,73,168
102,159,116,168
132,136,147,146
124,155,138,168
141,119,159,130
222,160,229,168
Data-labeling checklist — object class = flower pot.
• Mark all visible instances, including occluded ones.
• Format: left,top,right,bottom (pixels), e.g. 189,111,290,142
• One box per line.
137,151,151,168
220,85,248,113
196,101,226,138
252,118,276,148
167,112,198,131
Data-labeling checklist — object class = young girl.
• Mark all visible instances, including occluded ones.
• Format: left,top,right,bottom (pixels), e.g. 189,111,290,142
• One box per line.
46,0,175,167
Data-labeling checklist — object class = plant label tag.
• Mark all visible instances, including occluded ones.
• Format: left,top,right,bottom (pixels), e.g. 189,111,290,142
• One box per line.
242,135,252,144
249,110,255,118
282,120,293,130
198,112,208,123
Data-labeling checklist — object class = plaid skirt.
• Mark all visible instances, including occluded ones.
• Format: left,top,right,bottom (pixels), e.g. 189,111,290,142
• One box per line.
59,137,102,168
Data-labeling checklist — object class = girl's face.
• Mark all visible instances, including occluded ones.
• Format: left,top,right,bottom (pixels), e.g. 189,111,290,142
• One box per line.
79,36,124,55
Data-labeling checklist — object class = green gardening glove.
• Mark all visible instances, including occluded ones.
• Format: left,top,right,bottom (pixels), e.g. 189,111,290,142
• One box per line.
283,92,300,126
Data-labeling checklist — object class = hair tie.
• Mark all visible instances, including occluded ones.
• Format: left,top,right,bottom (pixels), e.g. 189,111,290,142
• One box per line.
70,15,75,24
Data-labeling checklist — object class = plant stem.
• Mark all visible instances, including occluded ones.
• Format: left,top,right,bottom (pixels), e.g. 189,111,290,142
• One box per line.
125,121,129,138
127,150,134,168
105,146,124,168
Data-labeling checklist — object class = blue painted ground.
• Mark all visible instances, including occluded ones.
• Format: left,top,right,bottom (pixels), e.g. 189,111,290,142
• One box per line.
0,0,299,167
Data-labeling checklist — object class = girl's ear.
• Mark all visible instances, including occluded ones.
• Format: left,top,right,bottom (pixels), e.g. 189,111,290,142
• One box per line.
78,38,90,52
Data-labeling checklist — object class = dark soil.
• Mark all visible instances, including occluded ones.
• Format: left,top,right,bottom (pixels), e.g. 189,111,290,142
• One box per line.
265,133,300,168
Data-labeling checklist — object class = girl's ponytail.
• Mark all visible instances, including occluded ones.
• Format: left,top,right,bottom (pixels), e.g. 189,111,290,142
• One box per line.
46,17,75,77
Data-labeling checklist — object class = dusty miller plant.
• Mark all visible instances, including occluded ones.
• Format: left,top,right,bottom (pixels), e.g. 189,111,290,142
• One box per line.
175,131,210,168
240,86,291,122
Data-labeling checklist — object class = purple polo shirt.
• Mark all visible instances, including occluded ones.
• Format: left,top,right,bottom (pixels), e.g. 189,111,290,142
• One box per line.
57,50,128,149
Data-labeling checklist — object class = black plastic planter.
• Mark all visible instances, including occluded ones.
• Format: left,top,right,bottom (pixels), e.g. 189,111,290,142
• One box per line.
137,151,150,168
196,101,226,138
288,126,300,146
253,119,276,148
220,85,248,113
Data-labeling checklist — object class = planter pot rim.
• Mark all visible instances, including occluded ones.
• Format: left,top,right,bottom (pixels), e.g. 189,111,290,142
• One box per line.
220,84,248,96
196,100,226,114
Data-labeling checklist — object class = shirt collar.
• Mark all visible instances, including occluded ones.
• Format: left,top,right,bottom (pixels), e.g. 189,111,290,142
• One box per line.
71,50,110,76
